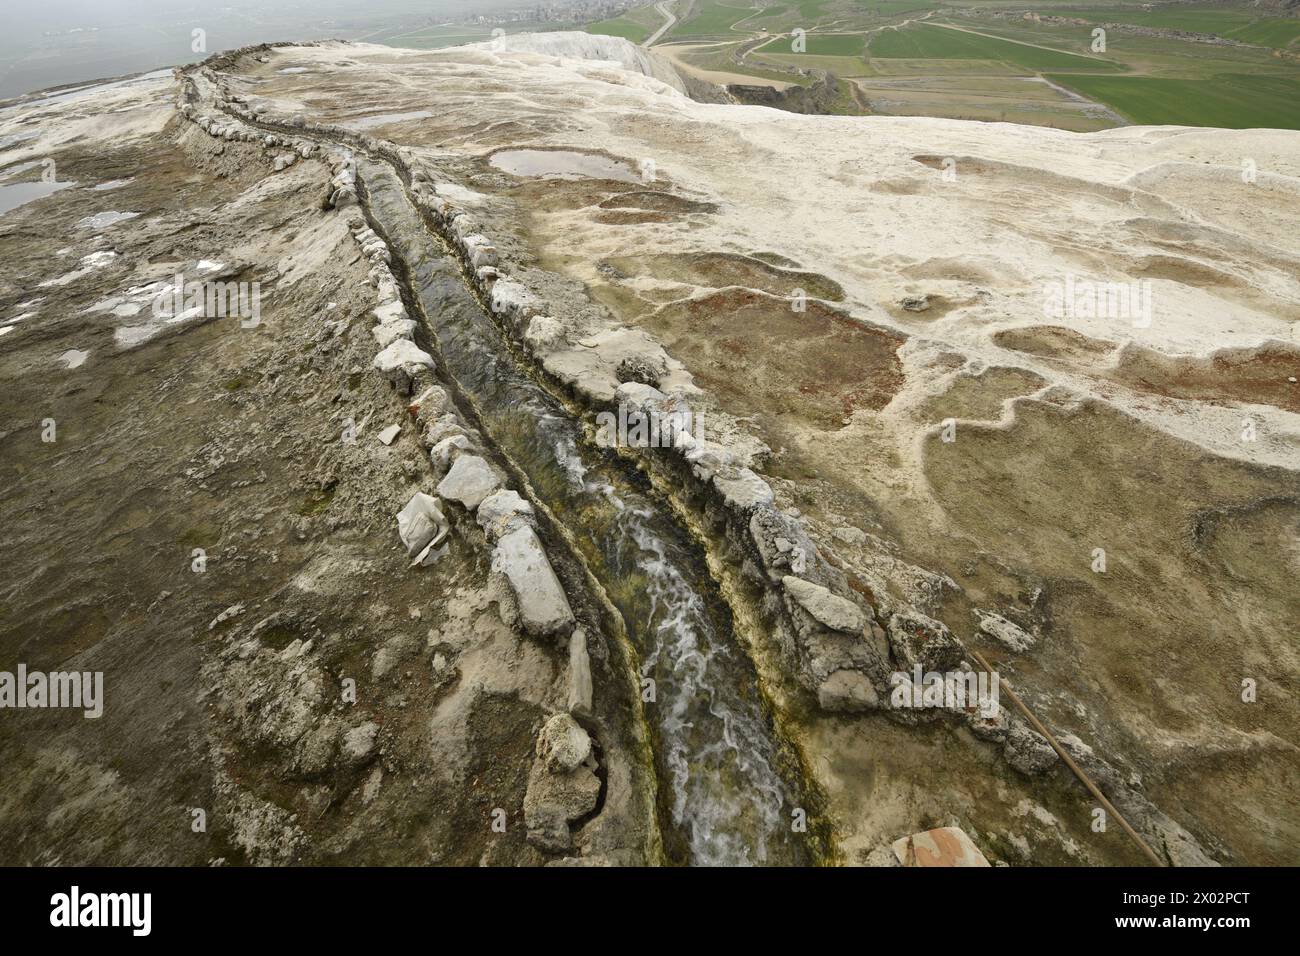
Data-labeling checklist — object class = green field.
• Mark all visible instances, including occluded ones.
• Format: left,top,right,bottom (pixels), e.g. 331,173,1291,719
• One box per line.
579,1,1300,130
1052,72,1300,128
795,0,833,17
759,52,870,74
761,32,865,55
672,2,770,37
1061,8,1258,34
1227,19,1300,48
588,17,655,43
870,23,1122,72
587,1,668,44
1061,7,1300,48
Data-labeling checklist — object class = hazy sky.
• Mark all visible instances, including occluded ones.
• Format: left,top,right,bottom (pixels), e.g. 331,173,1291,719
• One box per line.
0,0,528,99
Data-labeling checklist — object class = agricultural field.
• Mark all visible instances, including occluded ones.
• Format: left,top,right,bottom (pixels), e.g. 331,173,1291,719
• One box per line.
1226,18,1300,48
868,22,1123,72
853,74,1119,129
1060,8,1260,34
758,32,866,55
669,1,774,37
1049,6,1300,49
586,19,652,43
756,52,871,74
583,1,1300,130
587,3,668,44
1052,71,1300,128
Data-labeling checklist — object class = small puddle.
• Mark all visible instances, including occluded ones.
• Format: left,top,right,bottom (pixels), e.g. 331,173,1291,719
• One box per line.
342,110,433,131
34,69,172,107
490,149,641,184
0,178,74,216
76,210,138,230
59,349,89,369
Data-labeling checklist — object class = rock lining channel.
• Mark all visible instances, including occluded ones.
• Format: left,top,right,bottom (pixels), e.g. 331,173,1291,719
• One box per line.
181,47,833,865
176,41,1219,866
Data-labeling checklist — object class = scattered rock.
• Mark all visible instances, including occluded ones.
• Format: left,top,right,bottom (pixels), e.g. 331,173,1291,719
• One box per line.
430,434,471,468
712,467,775,512
423,413,467,447
887,609,965,672
372,633,415,679
395,491,449,559
436,454,502,511
891,826,989,866
373,318,416,349
476,488,534,541
749,507,817,583
373,300,406,326
616,355,661,388
901,294,930,313
524,315,566,351
1003,718,1059,776
208,602,246,631
832,525,867,546
536,713,592,773
492,525,575,638
342,721,379,763
567,627,593,717
966,703,1011,743
523,759,600,853
783,576,865,634
409,384,449,427
361,765,384,805
544,854,615,867
372,339,435,392
975,610,1036,652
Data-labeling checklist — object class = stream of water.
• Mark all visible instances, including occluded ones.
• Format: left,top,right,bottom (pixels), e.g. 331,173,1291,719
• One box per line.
362,161,809,866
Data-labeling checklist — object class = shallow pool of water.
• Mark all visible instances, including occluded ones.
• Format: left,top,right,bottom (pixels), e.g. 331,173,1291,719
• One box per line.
489,149,641,184
343,110,433,131
0,179,74,216
76,211,139,230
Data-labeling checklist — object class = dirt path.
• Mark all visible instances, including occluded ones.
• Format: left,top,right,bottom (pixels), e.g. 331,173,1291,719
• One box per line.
925,20,1113,61
643,1,678,48
656,41,794,89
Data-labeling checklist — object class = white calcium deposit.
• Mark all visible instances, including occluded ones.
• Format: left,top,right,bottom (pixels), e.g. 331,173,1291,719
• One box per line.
261,37,1300,473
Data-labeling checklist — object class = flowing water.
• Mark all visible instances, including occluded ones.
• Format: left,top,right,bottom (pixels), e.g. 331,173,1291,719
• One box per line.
362,160,810,865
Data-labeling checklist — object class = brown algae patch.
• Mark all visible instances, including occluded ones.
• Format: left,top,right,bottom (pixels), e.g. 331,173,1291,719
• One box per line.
644,289,904,431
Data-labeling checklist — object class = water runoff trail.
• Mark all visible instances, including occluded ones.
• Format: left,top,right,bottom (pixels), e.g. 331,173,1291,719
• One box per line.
361,161,812,866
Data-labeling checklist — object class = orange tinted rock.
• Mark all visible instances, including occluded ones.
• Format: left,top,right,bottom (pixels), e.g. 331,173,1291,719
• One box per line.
891,826,990,867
